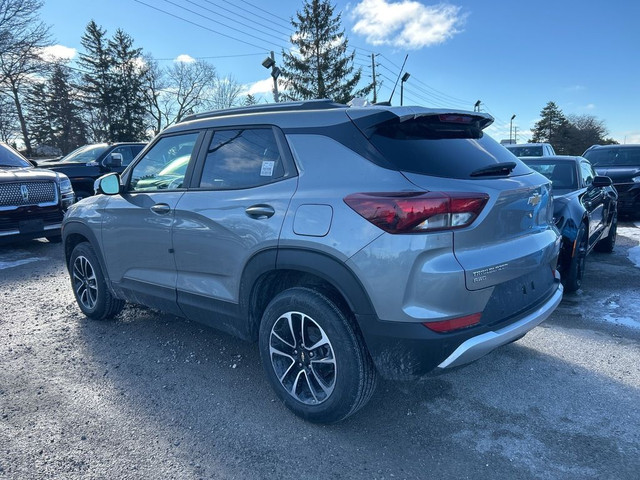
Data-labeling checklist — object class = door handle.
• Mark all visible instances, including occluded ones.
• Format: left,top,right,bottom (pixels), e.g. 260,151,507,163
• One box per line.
150,203,171,215
245,204,275,219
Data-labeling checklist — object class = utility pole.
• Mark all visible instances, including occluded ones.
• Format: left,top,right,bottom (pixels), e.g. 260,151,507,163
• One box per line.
270,51,279,103
371,53,377,103
510,114,516,143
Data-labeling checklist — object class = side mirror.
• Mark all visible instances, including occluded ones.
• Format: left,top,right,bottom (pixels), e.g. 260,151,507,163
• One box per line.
104,152,123,168
94,173,121,195
591,175,612,188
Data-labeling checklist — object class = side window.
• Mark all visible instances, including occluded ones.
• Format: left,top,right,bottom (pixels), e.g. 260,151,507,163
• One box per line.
129,133,199,192
580,162,594,186
199,128,285,190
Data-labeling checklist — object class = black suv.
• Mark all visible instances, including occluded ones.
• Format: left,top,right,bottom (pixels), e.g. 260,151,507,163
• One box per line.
0,143,74,243
38,142,145,200
583,144,640,216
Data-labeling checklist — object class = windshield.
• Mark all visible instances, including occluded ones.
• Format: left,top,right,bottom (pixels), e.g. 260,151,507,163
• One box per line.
0,143,31,168
584,147,640,167
59,144,109,163
507,145,543,157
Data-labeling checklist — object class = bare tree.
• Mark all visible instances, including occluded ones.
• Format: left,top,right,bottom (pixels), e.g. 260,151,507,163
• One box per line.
142,55,170,136
0,0,51,155
167,59,217,123
210,75,243,109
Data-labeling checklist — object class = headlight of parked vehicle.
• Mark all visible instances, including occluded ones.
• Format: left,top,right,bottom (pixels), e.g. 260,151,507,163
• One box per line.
632,175,640,183
56,173,75,208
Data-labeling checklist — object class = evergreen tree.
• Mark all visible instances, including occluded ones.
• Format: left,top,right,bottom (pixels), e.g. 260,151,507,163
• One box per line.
108,29,147,141
281,0,372,104
530,101,572,154
244,94,258,106
26,64,87,155
78,21,148,142
48,65,87,153
25,81,55,148
77,20,112,141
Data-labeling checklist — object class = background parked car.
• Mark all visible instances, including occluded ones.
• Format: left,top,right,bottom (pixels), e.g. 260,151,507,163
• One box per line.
0,142,74,243
582,144,640,217
37,142,145,201
522,155,617,291
505,143,556,157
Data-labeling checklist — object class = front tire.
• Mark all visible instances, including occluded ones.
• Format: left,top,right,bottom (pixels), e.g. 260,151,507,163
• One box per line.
564,223,588,292
69,242,124,320
258,287,377,423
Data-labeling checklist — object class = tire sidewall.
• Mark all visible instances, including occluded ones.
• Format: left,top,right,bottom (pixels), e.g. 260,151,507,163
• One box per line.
258,288,366,423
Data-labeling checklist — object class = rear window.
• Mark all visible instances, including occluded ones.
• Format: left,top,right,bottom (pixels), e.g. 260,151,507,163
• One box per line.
583,147,640,167
522,159,577,190
367,116,530,179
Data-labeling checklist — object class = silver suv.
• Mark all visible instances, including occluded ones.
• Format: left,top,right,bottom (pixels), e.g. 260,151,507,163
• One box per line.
62,101,563,423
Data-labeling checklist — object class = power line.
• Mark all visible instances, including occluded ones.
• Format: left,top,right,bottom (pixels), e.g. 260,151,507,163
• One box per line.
183,0,291,43
236,0,292,29
131,0,272,51
158,0,288,50
154,53,265,61
200,0,293,38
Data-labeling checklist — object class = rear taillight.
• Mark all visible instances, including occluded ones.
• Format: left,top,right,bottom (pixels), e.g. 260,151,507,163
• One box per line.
422,313,482,333
344,191,488,234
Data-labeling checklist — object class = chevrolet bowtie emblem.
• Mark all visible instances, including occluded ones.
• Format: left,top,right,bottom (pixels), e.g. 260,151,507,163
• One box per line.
528,193,541,206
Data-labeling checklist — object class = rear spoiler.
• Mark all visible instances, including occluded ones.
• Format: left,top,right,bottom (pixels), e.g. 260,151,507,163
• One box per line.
346,107,494,138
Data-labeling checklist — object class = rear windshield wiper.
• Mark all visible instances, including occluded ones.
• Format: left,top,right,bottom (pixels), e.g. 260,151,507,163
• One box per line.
470,162,517,177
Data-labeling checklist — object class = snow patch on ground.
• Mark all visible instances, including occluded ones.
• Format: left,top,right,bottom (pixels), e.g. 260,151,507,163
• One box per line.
618,224,640,268
628,246,640,268
0,250,49,270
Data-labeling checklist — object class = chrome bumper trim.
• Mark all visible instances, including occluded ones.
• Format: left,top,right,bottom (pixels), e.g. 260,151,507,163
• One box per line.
437,280,563,369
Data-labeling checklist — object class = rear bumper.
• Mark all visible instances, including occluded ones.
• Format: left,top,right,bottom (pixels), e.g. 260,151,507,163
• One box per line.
437,280,563,369
357,272,563,380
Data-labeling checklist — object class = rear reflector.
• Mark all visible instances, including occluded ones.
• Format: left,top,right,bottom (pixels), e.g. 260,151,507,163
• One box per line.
422,313,482,333
344,191,488,234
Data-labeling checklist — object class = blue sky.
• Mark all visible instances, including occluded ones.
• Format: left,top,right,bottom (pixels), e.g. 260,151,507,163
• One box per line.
40,0,640,144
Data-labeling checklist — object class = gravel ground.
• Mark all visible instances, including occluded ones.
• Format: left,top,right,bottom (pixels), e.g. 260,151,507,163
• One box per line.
1,223,639,479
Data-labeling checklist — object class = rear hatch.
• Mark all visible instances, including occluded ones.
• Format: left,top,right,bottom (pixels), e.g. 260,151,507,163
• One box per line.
348,108,559,319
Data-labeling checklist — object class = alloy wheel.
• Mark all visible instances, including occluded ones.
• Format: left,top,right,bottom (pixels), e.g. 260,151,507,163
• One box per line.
269,311,337,405
72,255,98,310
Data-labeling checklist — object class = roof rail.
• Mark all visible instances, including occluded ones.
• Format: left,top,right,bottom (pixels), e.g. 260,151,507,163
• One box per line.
180,99,347,123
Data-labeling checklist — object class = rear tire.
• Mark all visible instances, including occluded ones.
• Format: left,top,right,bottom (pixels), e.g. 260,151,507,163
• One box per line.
258,287,377,423
564,223,588,292
69,242,125,320
594,213,617,253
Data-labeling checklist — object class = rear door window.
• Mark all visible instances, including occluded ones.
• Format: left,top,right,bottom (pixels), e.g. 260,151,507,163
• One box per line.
198,128,287,190
367,116,530,179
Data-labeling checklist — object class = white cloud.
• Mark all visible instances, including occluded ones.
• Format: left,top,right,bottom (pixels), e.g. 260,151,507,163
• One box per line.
566,84,586,92
351,0,466,49
584,103,595,110
247,78,274,95
175,54,196,63
39,44,76,61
